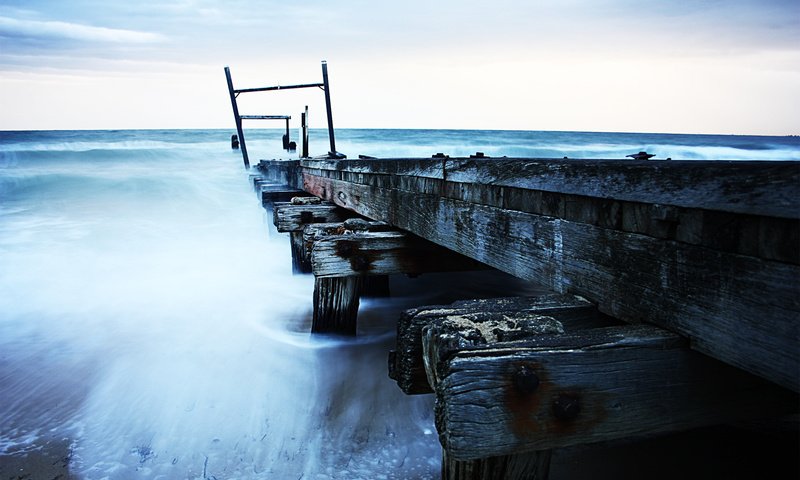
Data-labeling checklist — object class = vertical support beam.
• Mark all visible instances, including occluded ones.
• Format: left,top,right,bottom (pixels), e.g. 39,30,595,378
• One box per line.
223,66,250,169
301,105,309,158
321,60,337,157
290,231,310,274
312,276,361,335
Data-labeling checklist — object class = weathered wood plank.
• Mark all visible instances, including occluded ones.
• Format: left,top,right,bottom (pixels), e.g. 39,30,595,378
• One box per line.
302,220,392,273
389,294,606,395
303,172,800,392
273,201,356,232
257,159,302,189
260,185,311,205
423,323,797,460
302,158,800,219
311,230,490,278
304,164,800,263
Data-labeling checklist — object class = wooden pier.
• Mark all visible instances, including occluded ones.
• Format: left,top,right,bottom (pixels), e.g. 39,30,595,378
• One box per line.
251,155,799,479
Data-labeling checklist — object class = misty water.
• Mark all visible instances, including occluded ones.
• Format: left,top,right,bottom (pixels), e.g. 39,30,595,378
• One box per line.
1,129,798,479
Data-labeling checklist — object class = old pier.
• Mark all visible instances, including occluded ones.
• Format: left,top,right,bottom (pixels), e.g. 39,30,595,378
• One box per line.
225,62,798,479
251,154,799,479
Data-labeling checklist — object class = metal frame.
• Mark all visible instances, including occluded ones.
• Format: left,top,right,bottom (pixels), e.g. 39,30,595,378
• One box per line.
224,61,340,169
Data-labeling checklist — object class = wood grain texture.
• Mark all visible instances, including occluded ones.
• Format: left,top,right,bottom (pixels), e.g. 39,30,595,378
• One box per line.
423,324,797,460
257,159,302,189
302,158,800,219
303,171,800,392
312,276,361,334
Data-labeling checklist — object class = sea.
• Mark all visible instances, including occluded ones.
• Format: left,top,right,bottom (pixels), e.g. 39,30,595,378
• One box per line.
1,128,798,479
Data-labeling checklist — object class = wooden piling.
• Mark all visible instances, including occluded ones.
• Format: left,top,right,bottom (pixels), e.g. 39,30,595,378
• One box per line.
312,276,361,334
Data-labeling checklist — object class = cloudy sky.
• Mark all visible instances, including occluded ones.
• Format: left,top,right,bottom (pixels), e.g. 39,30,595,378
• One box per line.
0,0,798,134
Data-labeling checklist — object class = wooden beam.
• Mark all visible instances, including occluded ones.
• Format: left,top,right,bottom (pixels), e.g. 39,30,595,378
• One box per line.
302,158,800,220
257,159,302,189
389,294,606,395
301,169,800,392
301,160,800,264
310,229,490,278
423,322,797,460
273,201,356,233
261,185,311,205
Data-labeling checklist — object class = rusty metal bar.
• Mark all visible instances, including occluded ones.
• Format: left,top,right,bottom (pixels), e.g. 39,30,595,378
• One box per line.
321,61,339,158
224,66,250,169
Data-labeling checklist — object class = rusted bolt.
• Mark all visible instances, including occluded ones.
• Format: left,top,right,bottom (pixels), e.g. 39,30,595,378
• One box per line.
350,255,371,272
512,366,540,395
552,393,581,421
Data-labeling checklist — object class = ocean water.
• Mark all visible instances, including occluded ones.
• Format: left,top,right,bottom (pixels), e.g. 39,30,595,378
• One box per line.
0,128,798,479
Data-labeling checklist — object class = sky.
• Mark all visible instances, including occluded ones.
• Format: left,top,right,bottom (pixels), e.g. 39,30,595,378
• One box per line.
0,0,798,135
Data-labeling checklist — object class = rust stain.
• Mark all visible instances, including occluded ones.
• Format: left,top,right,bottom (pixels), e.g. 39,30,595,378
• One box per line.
503,361,547,436
334,239,375,273
504,362,607,442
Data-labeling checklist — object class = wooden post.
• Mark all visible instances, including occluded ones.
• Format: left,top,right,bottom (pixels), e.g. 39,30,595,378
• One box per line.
312,276,361,335
223,66,249,169
289,232,307,274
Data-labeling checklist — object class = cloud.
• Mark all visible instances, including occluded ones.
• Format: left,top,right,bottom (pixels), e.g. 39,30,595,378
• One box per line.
0,16,166,45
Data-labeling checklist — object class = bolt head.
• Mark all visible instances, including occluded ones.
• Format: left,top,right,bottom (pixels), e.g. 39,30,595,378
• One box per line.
513,366,540,395
552,393,581,421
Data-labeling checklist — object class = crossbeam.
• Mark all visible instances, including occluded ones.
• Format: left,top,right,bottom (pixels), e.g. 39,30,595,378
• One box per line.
224,61,342,168
239,115,291,120
234,83,324,94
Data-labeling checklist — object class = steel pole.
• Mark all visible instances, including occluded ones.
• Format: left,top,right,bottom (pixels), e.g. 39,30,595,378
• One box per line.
321,61,337,157
224,66,250,169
